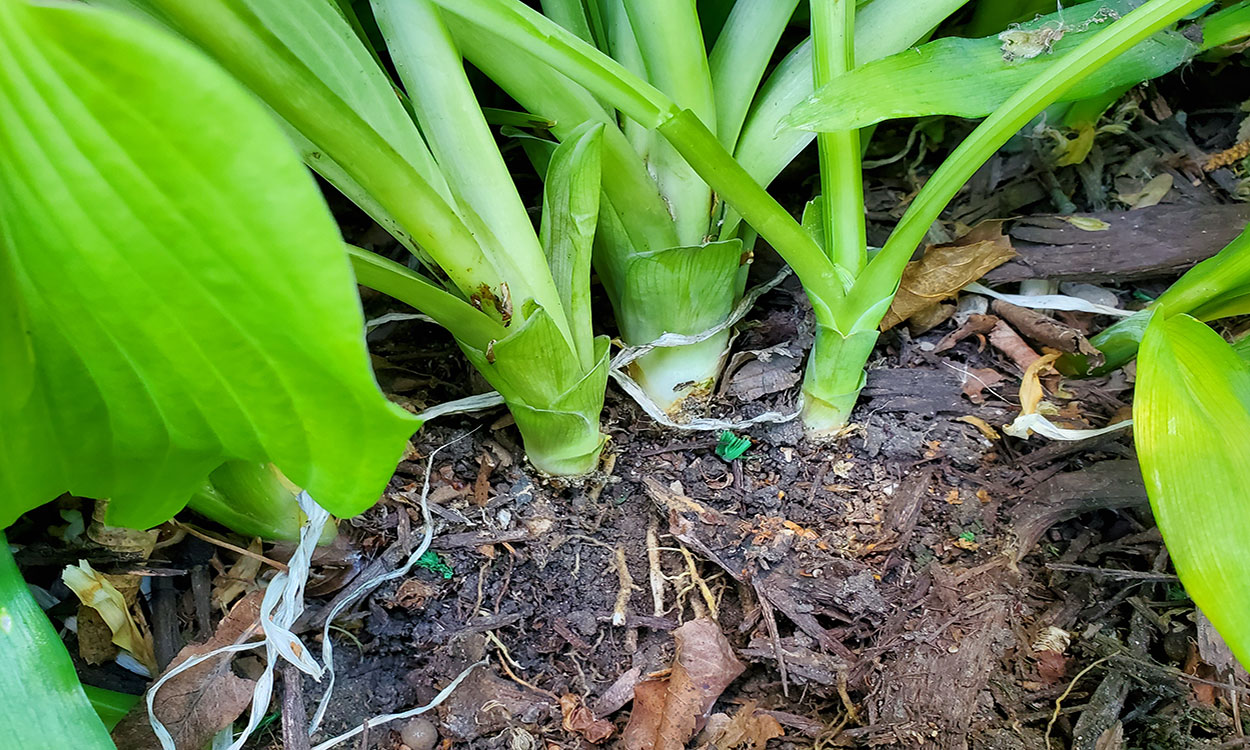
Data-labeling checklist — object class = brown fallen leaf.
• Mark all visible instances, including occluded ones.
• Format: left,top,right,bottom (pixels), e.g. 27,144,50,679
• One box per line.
63,561,157,675
988,321,1040,371
621,619,745,750
699,701,784,750
560,694,615,744
212,537,263,611
112,591,263,750
990,300,1104,369
958,366,1006,404
935,314,999,353
880,221,1016,330
1018,353,1062,416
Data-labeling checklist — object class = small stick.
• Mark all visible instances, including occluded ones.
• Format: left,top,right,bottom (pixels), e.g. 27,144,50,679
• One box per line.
646,519,665,617
1045,654,1115,749
172,522,289,572
612,545,639,627
678,544,718,620
281,661,312,750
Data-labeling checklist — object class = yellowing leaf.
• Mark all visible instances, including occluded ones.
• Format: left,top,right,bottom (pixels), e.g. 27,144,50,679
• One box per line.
62,561,156,675
1061,215,1111,231
1135,313,1250,668
880,222,1016,330
1118,173,1174,209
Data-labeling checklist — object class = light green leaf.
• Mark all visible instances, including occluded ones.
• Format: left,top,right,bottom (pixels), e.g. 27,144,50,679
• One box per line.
785,0,1195,132
1135,313,1250,668
0,532,114,748
461,311,610,476
540,123,605,371
0,1,417,528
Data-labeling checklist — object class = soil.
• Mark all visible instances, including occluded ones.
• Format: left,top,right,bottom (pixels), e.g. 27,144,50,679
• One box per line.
13,40,1250,750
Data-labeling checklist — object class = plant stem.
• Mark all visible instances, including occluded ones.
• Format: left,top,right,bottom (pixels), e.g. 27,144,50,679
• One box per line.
851,0,1210,322
811,0,867,278
800,326,879,435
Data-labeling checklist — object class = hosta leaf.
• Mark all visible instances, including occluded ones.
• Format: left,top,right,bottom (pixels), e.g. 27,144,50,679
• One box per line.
0,1,417,529
0,532,114,748
785,0,1195,132
1135,313,1250,668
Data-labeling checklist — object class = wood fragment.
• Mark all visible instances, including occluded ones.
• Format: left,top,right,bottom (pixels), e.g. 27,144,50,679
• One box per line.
986,205,1250,282
281,661,312,750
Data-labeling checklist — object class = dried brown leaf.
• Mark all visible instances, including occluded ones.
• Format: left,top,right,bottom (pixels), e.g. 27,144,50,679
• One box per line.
560,694,615,743
880,222,1016,330
112,591,263,750
704,701,785,750
935,314,999,353
988,321,1041,371
621,619,745,750
991,300,1104,369
958,366,1006,404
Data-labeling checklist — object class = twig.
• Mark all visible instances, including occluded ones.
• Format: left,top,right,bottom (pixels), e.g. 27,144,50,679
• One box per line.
281,662,312,750
678,544,718,620
171,522,288,572
647,520,665,617
1045,654,1115,749
613,545,640,627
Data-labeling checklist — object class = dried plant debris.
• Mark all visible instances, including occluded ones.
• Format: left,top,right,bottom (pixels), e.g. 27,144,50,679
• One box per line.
880,221,1016,331
621,618,745,750
111,591,263,750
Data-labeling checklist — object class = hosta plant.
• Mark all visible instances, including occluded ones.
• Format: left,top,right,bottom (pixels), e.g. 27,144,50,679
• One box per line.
97,0,614,476
431,0,1225,434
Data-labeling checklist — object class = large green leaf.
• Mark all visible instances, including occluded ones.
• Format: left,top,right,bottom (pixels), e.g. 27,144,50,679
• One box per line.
0,532,114,748
785,0,1195,131
0,0,417,528
1135,313,1250,668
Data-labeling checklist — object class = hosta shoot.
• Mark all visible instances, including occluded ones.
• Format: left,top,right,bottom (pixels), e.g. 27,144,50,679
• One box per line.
103,0,614,475
430,0,1214,434
440,0,974,412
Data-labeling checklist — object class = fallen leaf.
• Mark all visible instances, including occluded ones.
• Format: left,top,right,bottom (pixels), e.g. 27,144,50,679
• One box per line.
701,701,784,750
959,366,1006,404
560,694,615,743
956,415,1001,440
621,619,745,750
1060,215,1110,231
63,560,157,675
111,591,263,750
988,321,1041,371
991,300,1104,369
211,537,263,611
1118,173,1173,209
1018,353,1062,415
935,314,999,353
880,222,1016,330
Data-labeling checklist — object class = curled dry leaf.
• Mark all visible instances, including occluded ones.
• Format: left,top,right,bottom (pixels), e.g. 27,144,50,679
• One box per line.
935,314,999,353
621,618,745,750
1018,353,1063,416
988,321,1041,371
990,300,1104,369
699,701,785,750
880,221,1016,331
560,694,615,743
111,590,264,750
62,560,157,675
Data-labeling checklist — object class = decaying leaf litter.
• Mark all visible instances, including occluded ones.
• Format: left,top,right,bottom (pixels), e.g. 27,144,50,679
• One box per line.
7,30,1250,750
